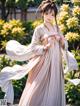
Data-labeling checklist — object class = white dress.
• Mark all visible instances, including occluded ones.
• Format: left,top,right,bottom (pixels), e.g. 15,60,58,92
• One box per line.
0,24,78,106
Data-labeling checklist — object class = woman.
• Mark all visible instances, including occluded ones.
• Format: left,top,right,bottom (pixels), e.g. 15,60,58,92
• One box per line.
18,0,66,106
0,0,78,106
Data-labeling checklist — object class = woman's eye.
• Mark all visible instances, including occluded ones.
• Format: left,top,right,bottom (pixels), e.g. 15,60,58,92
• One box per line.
52,14,54,16
46,13,48,15
45,12,48,15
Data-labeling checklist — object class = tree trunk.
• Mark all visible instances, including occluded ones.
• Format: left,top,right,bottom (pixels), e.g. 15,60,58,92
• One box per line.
60,0,63,5
0,0,10,20
21,9,24,21
13,7,16,19
23,9,27,21
1,0,6,20
9,8,13,20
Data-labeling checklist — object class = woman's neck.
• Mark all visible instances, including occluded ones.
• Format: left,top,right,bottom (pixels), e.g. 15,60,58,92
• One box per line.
44,20,53,26
43,20,54,31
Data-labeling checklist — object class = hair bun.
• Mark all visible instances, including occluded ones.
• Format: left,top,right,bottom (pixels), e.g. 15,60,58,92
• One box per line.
39,0,55,9
43,0,55,4
40,0,55,9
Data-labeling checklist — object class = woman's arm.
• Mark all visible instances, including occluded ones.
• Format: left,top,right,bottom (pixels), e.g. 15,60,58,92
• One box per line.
31,27,50,55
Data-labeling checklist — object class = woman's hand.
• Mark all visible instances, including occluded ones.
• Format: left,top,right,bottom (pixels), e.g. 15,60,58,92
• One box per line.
54,34,65,47
53,34,61,41
43,43,51,52
49,34,61,42
52,33,65,48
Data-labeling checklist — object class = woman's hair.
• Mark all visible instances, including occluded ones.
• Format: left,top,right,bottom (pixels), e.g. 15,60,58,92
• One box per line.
39,0,58,16
38,0,59,32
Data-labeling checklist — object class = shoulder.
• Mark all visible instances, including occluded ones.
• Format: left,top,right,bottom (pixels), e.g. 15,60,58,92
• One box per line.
34,23,44,32
33,24,44,37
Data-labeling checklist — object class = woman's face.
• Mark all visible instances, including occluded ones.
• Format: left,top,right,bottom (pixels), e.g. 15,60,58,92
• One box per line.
43,9,55,23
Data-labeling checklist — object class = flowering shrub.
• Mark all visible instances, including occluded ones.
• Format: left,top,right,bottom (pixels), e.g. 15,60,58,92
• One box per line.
65,32,79,42
60,4,69,12
0,20,25,38
9,19,22,27
73,6,80,16
57,4,80,50
66,17,78,28
71,0,80,6
58,11,69,25
0,19,26,52
12,27,25,37
0,19,5,30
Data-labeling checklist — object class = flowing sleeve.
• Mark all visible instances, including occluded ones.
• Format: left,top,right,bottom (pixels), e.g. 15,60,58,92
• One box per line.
59,31,78,74
6,26,45,62
30,26,45,55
